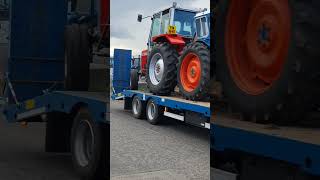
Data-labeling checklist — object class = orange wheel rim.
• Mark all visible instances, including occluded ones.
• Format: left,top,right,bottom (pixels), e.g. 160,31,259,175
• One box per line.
226,0,291,95
180,53,201,92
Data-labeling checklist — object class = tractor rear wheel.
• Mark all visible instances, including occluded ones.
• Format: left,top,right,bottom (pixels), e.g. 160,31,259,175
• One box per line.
215,0,320,123
130,69,139,90
146,43,178,95
178,42,210,100
65,24,90,91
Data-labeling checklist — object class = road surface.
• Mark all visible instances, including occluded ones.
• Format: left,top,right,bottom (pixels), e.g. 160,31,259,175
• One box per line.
111,100,210,180
0,112,78,180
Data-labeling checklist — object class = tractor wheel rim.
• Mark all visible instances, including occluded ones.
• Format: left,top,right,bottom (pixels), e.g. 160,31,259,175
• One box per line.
180,53,201,92
74,119,94,167
132,98,140,115
226,0,291,95
149,53,164,85
147,102,156,120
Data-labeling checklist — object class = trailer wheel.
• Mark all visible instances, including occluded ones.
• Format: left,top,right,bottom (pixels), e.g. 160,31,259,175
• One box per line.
130,69,139,90
71,108,107,179
146,99,164,125
132,96,145,119
146,43,178,95
178,42,210,100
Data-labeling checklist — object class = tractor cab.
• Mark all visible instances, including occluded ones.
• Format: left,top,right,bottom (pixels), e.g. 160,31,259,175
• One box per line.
138,2,198,51
194,10,210,46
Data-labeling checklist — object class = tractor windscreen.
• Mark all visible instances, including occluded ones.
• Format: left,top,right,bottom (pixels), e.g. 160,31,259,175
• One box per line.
195,15,209,38
173,10,196,37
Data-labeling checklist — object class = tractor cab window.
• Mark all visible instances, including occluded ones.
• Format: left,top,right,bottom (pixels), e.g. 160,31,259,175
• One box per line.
195,16,209,38
173,10,196,37
151,13,161,37
160,9,170,34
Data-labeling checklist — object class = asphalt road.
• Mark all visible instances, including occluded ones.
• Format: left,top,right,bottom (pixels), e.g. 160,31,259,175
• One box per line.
110,100,210,180
0,113,79,180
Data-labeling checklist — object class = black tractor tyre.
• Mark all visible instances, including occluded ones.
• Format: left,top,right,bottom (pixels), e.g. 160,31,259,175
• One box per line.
45,112,72,153
146,43,178,95
65,24,90,91
130,69,139,90
131,96,146,119
146,99,164,125
71,108,108,179
215,0,320,124
177,42,210,101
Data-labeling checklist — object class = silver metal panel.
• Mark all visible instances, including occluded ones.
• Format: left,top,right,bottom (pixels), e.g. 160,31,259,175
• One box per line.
17,107,46,120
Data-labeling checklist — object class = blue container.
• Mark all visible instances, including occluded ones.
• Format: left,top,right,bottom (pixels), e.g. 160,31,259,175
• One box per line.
112,49,132,95
7,0,67,103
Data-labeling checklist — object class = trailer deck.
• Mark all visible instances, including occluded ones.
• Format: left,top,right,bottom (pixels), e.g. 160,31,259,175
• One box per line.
4,91,108,124
125,90,209,114
211,114,320,175
124,90,210,128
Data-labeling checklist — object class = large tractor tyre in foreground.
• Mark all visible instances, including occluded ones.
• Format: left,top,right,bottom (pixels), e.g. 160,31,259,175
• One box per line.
65,24,90,91
215,0,320,124
178,42,210,100
146,43,178,95
71,108,108,179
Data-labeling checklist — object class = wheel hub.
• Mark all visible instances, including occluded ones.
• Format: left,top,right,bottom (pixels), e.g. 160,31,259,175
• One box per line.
149,53,164,85
258,23,272,49
148,103,156,120
133,99,140,115
74,120,94,167
226,0,291,95
187,62,199,83
180,53,201,92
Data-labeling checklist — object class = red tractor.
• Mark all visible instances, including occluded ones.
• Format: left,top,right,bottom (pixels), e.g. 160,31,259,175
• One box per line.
212,0,320,124
138,3,210,100
140,49,148,77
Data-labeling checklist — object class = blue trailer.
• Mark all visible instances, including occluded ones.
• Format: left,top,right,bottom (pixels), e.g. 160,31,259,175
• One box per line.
211,115,320,180
2,0,109,179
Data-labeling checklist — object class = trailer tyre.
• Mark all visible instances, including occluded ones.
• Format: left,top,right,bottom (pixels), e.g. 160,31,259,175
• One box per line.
178,42,210,100
146,43,178,95
146,99,164,125
130,69,139,90
71,108,108,179
132,96,145,119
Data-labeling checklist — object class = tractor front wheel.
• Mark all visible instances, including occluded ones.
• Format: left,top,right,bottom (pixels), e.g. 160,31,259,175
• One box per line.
215,0,320,123
178,42,210,100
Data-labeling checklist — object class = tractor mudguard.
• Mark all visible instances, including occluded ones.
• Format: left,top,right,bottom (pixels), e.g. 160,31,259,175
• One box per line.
152,34,186,53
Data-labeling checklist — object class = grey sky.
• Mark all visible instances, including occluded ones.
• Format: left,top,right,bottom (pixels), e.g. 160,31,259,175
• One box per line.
110,0,210,56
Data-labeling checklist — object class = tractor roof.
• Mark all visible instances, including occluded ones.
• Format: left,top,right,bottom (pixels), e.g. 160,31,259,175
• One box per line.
153,6,199,16
195,9,210,18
